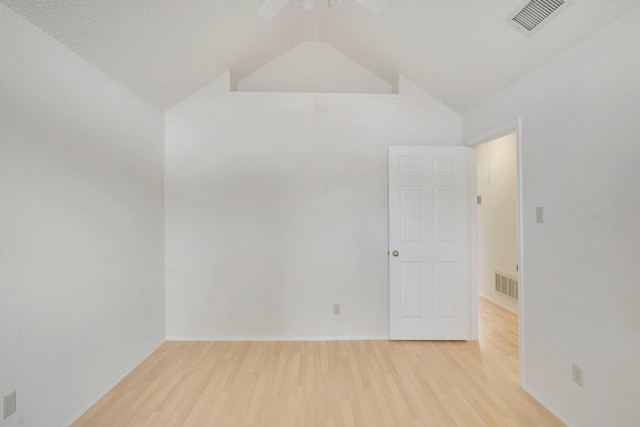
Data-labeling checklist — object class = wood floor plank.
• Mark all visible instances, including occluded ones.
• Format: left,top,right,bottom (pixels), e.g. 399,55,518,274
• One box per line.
72,298,564,426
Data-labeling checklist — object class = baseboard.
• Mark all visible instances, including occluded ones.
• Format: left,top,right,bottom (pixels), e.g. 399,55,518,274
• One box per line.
62,338,165,427
479,292,519,314
166,335,390,342
522,383,576,427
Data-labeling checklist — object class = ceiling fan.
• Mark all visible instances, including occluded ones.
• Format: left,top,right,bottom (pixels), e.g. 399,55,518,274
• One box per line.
258,0,390,19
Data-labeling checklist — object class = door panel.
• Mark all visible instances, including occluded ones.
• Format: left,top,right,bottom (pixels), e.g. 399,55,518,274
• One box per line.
400,262,422,318
401,187,422,241
389,146,470,340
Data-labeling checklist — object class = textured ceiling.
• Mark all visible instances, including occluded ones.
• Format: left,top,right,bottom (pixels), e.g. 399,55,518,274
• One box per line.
3,0,639,112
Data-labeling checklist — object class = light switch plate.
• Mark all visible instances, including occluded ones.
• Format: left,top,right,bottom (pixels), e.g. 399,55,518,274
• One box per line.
536,207,544,223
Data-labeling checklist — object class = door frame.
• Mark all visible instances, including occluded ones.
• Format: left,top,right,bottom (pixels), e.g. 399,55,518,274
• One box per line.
466,118,525,385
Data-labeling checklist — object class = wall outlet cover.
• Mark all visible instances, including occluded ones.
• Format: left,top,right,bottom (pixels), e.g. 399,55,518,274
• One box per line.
572,364,584,387
3,391,16,420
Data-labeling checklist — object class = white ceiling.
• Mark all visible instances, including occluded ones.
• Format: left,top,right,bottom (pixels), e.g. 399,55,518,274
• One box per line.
3,0,639,112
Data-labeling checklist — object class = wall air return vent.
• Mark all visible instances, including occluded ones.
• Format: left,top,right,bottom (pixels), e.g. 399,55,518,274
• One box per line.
508,0,571,36
495,272,518,300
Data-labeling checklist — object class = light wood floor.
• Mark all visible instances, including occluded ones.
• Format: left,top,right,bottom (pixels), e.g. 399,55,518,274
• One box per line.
72,299,563,426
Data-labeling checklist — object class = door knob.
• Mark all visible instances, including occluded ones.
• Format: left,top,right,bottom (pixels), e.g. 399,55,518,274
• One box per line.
392,250,399,257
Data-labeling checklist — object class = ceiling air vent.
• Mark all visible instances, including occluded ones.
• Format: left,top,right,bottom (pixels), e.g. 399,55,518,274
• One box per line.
508,0,570,36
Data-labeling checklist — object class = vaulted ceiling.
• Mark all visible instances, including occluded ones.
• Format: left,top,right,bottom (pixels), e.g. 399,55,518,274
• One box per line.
3,0,639,112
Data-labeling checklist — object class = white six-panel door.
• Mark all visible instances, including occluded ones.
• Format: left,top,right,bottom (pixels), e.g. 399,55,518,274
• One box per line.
389,146,471,340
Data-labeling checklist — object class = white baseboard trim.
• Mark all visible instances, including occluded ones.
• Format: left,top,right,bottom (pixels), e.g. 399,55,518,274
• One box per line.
62,338,165,427
166,335,390,342
522,383,576,427
479,292,519,314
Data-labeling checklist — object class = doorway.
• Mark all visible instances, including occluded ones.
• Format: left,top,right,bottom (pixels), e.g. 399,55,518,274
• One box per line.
467,120,524,384
475,133,519,314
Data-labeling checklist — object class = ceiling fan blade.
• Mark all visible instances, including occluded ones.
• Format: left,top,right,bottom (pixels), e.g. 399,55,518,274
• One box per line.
353,0,390,14
258,0,291,19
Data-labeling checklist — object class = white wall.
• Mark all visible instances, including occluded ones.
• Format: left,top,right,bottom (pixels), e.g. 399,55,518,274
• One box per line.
238,42,392,94
463,6,640,426
476,134,518,312
0,5,165,427
165,74,461,339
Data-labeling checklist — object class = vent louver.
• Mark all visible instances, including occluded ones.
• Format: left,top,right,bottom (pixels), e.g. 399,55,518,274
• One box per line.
495,272,518,300
508,0,570,36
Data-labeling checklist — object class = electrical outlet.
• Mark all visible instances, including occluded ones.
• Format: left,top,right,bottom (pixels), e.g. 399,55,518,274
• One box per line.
333,304,340,315
3,391,16,420
572,364,583,387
